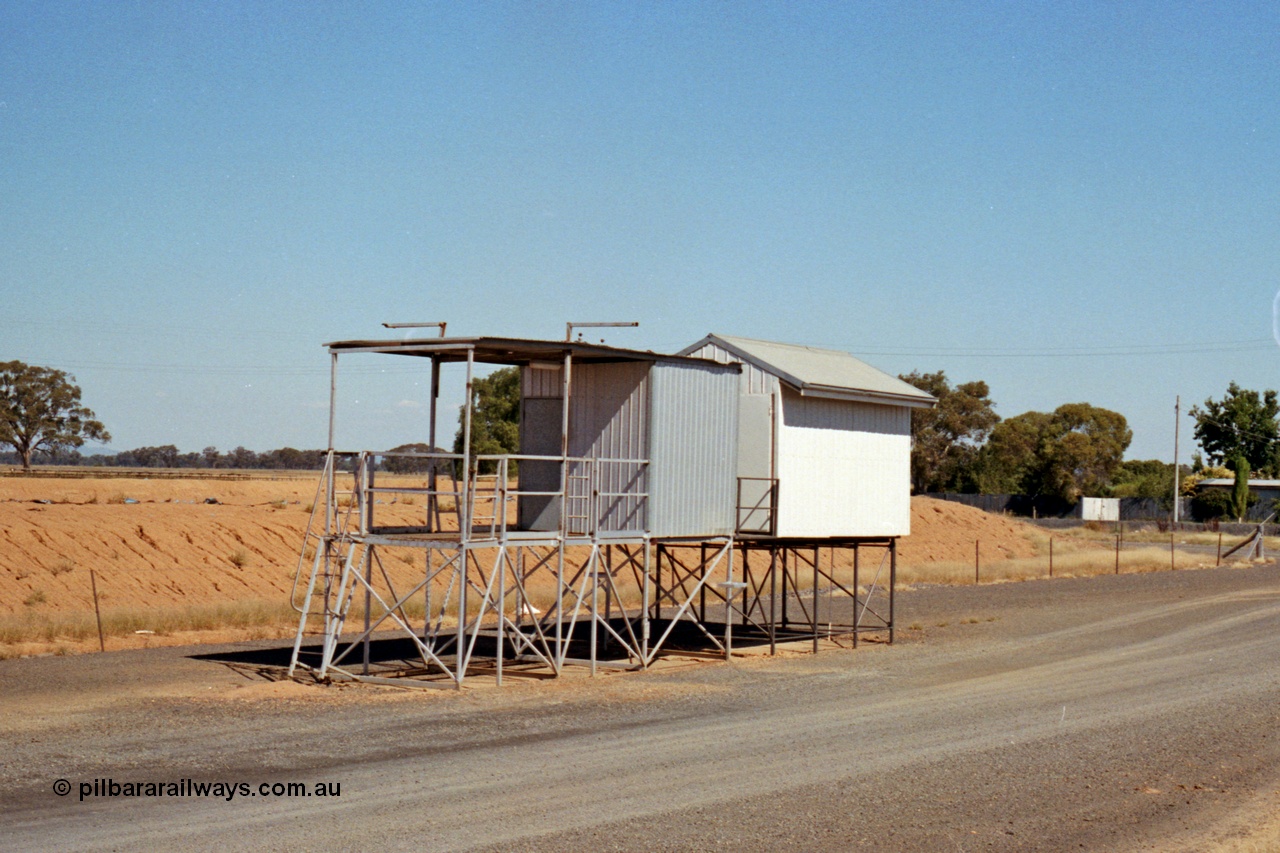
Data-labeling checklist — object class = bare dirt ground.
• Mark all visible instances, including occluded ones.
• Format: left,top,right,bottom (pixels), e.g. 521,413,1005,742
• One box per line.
0,470,1055,656
0,473,320,615
4,561,1279,852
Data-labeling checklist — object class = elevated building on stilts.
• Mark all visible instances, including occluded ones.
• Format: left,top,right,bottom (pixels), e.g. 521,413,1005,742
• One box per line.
288,330,933,687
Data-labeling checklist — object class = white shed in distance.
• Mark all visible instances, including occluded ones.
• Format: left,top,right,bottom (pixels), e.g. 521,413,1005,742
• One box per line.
681,334,936,539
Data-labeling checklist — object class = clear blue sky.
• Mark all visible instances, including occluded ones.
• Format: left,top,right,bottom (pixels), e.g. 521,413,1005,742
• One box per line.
3,1,1277,461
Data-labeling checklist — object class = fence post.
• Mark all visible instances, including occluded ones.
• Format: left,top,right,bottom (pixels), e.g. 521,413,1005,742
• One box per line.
1115,534,1120,574
1049,537,1054,578
975,540,980,584
1216,532,1222,567
90,569,105,653
1170,532,1175,571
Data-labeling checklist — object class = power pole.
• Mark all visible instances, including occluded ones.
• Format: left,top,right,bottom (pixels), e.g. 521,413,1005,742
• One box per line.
1173,396,1181,525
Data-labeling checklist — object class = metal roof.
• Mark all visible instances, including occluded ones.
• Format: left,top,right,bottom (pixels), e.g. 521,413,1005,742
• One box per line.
325,336,740,370
1198,479,1280,488
680,334,936,408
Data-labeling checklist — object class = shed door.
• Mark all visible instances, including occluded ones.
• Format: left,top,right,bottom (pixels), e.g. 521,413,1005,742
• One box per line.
519,398,563,531
737,393,775,533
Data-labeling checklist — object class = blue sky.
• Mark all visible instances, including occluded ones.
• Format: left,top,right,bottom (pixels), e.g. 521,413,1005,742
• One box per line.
2,1,1277,461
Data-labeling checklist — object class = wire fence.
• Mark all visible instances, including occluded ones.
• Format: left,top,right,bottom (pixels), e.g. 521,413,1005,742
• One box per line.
956,524,1270,587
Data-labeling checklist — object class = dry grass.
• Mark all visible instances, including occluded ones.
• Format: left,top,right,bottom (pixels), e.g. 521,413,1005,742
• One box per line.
899,544,1207,586
0,599,296,653
1053,524,1280,552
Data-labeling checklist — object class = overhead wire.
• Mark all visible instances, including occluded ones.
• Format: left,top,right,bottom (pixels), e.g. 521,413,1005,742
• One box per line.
841,339,1275,358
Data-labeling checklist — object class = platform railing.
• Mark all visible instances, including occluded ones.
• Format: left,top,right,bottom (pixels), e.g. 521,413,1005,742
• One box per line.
736,476,778,536
315,449,649,542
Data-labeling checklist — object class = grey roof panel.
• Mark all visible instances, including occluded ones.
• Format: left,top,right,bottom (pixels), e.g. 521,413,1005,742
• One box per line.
325,336,740,370
680,334,936,408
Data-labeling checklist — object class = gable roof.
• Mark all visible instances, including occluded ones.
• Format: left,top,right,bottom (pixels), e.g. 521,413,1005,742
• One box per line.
680,334,936,408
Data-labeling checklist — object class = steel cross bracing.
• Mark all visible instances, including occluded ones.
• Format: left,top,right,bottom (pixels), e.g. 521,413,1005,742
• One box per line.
655,540,895,658
286,452,894,688
288,536,745,688
285,452,735,686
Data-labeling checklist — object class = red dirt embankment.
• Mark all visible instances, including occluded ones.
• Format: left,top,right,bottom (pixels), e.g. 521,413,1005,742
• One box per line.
901,497,1040,565
0,473,1043,617
0,477,320,616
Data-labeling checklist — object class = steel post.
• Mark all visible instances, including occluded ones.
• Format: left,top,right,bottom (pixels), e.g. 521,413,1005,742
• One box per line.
813,545,820,652
852,544,859,649
889,538,896,644
769,547,777,655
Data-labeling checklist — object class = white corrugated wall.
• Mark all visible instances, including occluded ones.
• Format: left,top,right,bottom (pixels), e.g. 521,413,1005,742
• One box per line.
648,362,739,537
775,390,912,537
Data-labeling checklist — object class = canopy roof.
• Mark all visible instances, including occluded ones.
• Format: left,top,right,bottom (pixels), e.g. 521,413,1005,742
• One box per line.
326,335,738,369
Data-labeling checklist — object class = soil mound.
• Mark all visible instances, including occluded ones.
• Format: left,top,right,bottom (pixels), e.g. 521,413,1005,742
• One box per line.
901,496,1041,565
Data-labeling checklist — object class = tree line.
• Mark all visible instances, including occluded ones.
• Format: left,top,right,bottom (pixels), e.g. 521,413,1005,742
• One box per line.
901,371,1138,501
903,372,1280,519
4,357,1277,521
0,360,452,473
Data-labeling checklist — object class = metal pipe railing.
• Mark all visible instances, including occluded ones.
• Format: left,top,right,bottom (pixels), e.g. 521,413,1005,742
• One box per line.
323,449,650,540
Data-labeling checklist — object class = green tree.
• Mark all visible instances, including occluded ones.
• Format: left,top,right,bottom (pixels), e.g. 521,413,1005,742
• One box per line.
899,371,999,493
1107,459,1176,508
1190,382,1280,471
453,366,520,473
1190,488,1236,522
971,410,1051,494
1231,454,1251,521
383,442,448,475
1039,403,1132,500
974,404,1131,500
0,361,111,470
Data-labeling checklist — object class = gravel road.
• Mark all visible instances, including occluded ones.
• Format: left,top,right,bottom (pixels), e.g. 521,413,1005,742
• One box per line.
4,562,1279,852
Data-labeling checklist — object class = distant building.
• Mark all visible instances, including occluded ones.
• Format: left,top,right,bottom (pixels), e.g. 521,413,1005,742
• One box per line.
1195,479,1280,506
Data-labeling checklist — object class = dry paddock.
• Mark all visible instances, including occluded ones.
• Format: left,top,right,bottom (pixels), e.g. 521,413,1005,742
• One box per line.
0,470,1261,657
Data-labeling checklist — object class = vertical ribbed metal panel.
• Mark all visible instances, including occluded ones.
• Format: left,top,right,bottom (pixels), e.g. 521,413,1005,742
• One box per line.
775,390,912,537
685,341,777,395
566,362,650,533
649,362,739,537
521,365,564,398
